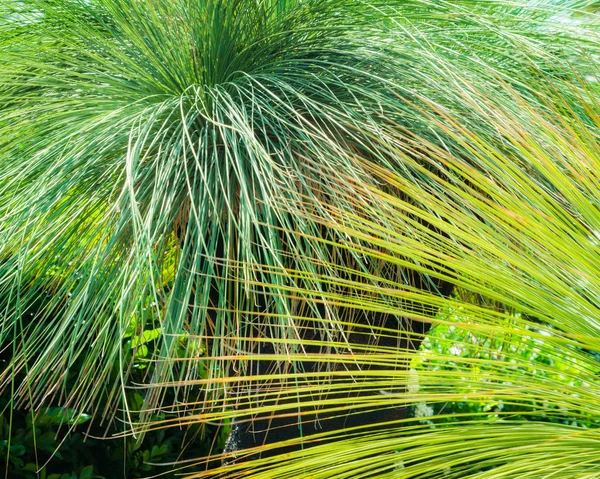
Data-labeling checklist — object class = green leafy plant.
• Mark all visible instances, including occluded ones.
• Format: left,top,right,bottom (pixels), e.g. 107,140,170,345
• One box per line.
413,308,600,430
0,348,224,479
0,288,224,478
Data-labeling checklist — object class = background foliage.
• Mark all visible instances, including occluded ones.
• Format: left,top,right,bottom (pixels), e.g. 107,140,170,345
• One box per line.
1,315,228,478
414,307,600,430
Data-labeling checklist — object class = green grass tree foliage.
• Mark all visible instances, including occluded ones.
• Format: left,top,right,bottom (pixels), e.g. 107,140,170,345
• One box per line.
181,70,600,475
0,0,471,424
0,0,599,472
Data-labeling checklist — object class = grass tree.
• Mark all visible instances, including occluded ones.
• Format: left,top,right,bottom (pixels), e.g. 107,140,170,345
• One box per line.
0,0,598,476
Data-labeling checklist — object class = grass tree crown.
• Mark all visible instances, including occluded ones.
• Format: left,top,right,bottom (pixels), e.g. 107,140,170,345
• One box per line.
0,0,597,459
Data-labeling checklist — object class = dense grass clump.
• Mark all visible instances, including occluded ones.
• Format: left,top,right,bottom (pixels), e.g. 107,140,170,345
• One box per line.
1,1,599,477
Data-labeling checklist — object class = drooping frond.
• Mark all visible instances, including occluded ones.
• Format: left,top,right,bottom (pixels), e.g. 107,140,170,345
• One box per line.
183,72,600,476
